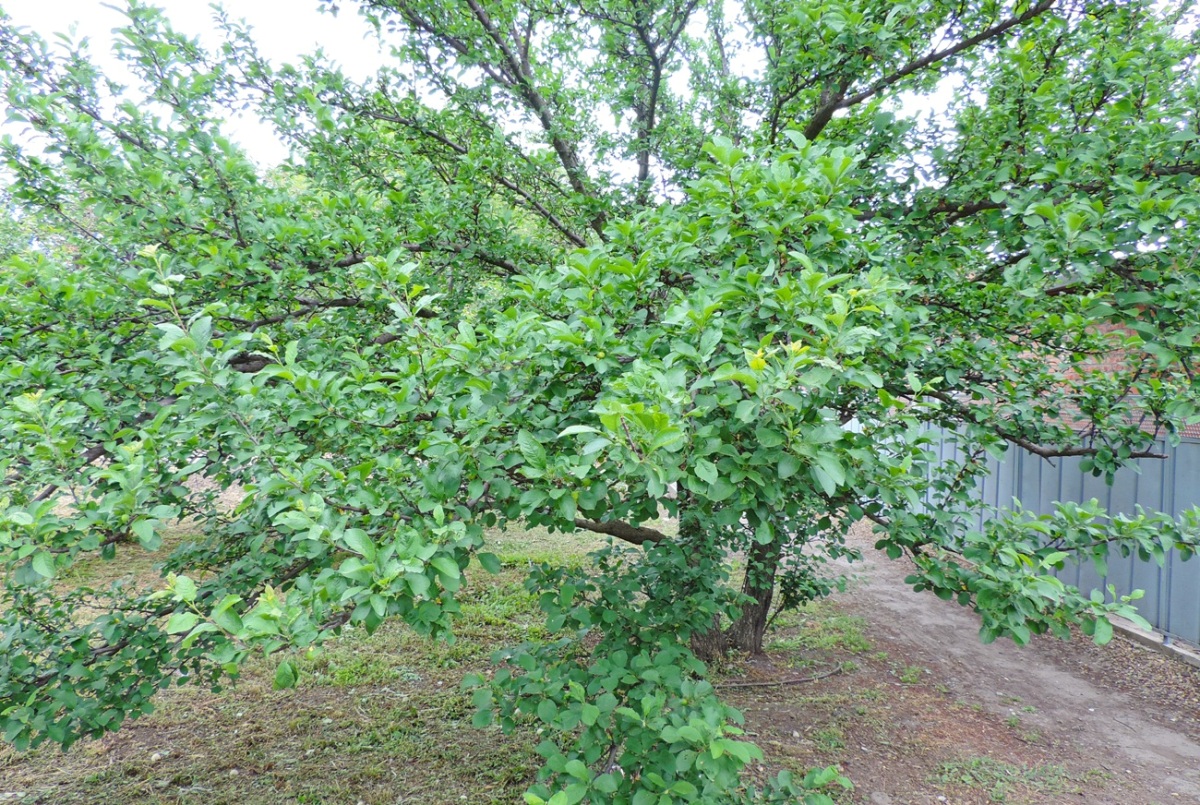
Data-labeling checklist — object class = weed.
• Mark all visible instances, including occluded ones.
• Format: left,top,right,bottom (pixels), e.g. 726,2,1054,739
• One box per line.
769,604,872,654
932,757,1072,803
898,665,923,684
812,726,846,751
784,655,820,671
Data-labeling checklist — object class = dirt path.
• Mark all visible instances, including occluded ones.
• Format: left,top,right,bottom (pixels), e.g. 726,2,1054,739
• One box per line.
834,522,1200,804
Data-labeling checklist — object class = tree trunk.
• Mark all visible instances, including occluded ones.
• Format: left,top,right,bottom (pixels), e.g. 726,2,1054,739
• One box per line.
690,615,729,662
690,535,782,660
724,538,782,655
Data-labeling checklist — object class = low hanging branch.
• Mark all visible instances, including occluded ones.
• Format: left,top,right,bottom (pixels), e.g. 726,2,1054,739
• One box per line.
573,518,668,546
923,390,1169,461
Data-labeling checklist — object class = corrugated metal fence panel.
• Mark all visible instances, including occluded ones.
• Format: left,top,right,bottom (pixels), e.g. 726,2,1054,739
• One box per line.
923,427,1200,648
1166,443,1200,644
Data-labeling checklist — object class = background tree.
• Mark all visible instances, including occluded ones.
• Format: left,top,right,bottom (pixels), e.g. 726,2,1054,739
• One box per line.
2,1,1199,801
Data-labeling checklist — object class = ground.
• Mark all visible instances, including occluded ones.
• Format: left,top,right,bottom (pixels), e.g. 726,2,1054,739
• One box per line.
1,522,1198,804
723,521,1200,805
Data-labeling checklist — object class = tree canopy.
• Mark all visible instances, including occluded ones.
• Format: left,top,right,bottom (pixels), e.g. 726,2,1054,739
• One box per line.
2,1,1199,801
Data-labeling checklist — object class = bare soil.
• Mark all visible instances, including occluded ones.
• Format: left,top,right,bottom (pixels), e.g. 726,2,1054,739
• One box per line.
729,521,1200,804
2,521,1199,804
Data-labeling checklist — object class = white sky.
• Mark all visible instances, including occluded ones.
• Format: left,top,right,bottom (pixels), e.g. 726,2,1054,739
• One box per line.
2,0,955,174
2,0,388,165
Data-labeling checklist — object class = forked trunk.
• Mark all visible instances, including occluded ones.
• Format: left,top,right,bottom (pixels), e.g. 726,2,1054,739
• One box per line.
726,537,782,654
691,537,782,660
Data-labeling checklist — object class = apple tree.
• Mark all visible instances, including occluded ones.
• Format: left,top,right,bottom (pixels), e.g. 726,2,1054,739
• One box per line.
2,1,1199,801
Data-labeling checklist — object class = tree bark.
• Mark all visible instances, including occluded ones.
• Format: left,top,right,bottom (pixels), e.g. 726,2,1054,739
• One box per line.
690,529,782,661
690,616,729,663
724,538,782,655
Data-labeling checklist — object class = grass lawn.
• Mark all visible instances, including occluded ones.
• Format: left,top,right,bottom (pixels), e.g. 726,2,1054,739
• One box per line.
1,526,603,805
0,522,1125,804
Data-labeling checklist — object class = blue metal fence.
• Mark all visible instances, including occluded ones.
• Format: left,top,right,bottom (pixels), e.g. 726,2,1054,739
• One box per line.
925,427,1200,648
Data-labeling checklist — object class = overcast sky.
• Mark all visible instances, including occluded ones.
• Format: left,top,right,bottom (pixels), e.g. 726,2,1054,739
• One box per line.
2,0,388,165
2,0,954,173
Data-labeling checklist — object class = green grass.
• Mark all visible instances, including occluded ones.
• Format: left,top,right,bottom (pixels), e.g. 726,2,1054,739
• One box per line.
2,521,1121,805
812,726,846,751
0,529,576,805
930,757,1077,803
766,602,872,655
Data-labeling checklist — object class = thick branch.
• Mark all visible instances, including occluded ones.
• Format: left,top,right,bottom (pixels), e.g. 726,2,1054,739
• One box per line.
403,241,521,276
1147,161,1200,178
857,198,1005,222
924,390,1168,461
573,518,667,546
462,0,593,205
230,296,363,332
801,76,852,141
859,155,1200,225
347,106,588,247
27,444,110,503
805,0,1057,140
841,0,1056,111
302,254,367,275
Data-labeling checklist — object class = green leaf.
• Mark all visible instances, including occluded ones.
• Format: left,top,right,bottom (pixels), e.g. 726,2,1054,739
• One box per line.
581,436,610,456
694,459,719,484
648,427,684,453
131,519,161,551
407,572,431,598
558,425,601,437
755,426,785,448
430,555,461,581
342,528,376,561
477,552,502,574
212,595,244,633
165,612,200,635
11,393,40,415
273,660,298,690
537,699,557,724
173,575,198,603
734,399,757,422
707,477,736,502
31,551,55,579
778,454,801,479
1040,551,1068,568
518,431,547,467
713,363,758,392
812,453,845,494
800,365,834,388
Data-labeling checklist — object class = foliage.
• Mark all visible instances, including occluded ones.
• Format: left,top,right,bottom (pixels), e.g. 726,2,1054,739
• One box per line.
2,0,1199,801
